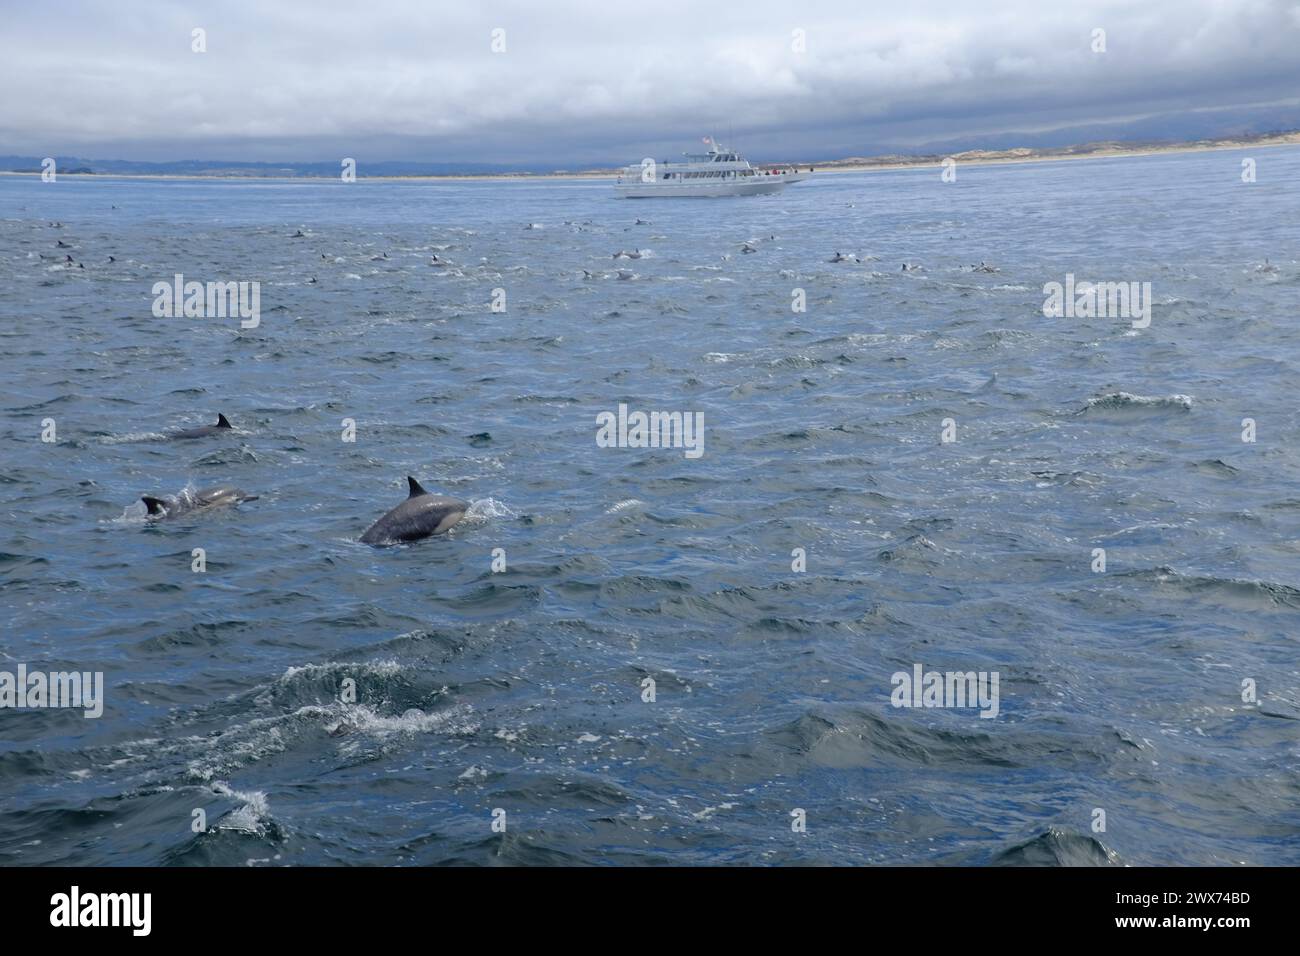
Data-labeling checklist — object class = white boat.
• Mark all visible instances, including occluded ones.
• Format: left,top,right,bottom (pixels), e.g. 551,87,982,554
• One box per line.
615,140,813,198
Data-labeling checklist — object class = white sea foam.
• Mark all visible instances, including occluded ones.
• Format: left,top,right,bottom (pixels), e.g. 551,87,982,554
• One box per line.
1085,391,1193,410
464,497,515,522
99,431,167,444
211,782,272,834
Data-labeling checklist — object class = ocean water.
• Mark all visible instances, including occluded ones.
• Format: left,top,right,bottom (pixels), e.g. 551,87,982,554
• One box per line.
1,148,1298,866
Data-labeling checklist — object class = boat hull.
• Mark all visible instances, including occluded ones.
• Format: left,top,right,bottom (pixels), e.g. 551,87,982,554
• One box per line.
615,177,798,198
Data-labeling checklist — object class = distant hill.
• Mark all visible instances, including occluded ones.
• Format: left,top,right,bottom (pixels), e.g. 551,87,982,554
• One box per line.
4,128,1298,180
0,156,546,178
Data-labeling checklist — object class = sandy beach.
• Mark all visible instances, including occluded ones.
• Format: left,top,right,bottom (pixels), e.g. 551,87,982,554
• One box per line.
814,130,1300,174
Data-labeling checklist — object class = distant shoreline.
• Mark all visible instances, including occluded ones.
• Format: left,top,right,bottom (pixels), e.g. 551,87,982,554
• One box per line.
4,131,1297,184
814,131,1300,174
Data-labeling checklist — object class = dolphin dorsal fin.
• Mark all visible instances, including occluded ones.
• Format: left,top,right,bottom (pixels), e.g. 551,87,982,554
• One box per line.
141,496,167,516
216,414,231,428
406,476,428,498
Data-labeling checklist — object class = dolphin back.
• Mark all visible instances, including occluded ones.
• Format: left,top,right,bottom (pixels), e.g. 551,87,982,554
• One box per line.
169,413,232,439
361,492,468,545
141,485,256,520
193,485,257,507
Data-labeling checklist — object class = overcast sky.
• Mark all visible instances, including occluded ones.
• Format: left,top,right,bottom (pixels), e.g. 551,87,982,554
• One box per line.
3,0,1299,165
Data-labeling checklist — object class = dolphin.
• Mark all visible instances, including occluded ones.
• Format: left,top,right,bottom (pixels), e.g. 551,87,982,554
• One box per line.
360,476,468,545
141,484,258,520
169,413,233,440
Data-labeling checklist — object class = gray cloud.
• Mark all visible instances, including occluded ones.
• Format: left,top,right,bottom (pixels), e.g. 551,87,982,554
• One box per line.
2,0,1298,164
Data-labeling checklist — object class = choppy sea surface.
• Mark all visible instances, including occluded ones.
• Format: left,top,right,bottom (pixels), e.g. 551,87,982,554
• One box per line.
2,148,1298,866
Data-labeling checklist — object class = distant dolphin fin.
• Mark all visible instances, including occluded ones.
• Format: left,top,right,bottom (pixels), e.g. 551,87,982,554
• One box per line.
407,476,428,497
216,414,231,428
141,496,167,515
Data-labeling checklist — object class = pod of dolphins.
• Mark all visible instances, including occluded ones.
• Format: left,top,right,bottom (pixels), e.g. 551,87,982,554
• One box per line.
138,414,469,546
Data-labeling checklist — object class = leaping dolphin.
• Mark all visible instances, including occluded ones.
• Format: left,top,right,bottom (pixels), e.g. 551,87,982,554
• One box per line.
169,413,233,440
141,484,258,520
360,476,468,546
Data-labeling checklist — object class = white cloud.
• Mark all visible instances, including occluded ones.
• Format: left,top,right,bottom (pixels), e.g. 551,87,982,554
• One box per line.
0,0,1297,161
